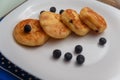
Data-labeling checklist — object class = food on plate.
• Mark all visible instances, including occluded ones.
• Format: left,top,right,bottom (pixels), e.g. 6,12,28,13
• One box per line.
76,55,85,65
61,9,90,36
24,24,31,33
59,9,64,14
99,37,107,45
53,49,62,59
79,7,107,33
13,19,49,46
40,10,45,14
39,11,71,39
52,44,85,64
13,6,107,48
50,6,56,13
64,52,72,61
75,45,83,54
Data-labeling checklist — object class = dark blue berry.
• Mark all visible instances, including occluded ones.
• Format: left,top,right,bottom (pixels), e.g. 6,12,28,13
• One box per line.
99,37,107,45
24,25,31,33
50,7,56,12
59,9,64,14
64,52,72,61
75,45,83,54
53,49,61,59
40,10,45,14
95,30,99,33
69,20,73,23
76,55,85,65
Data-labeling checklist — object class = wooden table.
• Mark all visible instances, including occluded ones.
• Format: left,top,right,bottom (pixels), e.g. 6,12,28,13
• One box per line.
98,0,120,9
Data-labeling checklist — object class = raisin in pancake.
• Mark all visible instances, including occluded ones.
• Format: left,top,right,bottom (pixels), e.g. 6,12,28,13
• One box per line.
79,7,107,33
13,19,49,46
39,11,71,39
61,9,90,36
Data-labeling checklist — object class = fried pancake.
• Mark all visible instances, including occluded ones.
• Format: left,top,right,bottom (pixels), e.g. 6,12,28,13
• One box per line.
79,7,107,33
61,9,90,36
39,11,71,39
13,19,49,46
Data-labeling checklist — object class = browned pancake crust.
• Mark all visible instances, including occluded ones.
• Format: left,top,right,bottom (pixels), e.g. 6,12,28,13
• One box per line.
79,7,107,33
39,11,71,39
13,19,49,46
61,9,90,36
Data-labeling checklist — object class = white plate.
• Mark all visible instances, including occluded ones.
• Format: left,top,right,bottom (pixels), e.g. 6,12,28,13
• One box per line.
0,0,120,80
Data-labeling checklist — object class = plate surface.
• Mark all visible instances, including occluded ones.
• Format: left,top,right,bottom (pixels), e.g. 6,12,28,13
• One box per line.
0,0,120,80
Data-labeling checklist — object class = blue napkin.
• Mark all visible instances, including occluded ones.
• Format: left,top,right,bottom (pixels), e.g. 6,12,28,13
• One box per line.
0,17,3,21
0,52,41,80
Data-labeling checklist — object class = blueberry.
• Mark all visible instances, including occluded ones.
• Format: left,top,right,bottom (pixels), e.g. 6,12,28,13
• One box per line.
24,25,31,33
59,9,64,14
53,49,61,59
64,52,72,61
76,55,85,65
50,7,56,12
69,20,73,23
75,45,83,54
99,37,107,45
95,30,99,33
40,10,45,14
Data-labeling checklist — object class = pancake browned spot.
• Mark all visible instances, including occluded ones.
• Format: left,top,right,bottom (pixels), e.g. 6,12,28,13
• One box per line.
61,9,90,36
39,11,71,39
13,19,49,46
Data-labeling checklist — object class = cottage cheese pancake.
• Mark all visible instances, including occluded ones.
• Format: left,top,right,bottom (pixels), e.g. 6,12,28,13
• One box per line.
13,19,49,46
79,7,107,33
40,11,71,39
61,9,90,36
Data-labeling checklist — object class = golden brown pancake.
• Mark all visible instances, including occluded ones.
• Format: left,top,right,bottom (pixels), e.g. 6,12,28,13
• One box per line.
39,11,71,39
79,7,107,33
13,19,49,46
61,9,90,36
